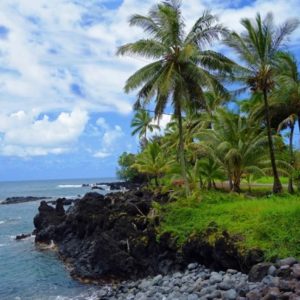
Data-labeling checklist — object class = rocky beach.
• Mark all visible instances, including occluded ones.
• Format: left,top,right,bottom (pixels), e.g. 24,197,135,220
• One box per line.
32,189,300,299
97,260,300,300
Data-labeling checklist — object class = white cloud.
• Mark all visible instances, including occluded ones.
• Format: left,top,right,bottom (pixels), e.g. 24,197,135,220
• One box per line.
0,0,299,159
0,108,88,157
93,151,112,158
93,119,124,159
149,114,172,138
0,0,299,117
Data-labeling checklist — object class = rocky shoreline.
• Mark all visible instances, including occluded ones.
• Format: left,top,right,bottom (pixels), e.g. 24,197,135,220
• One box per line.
94,260,300,299
0,181,139,205
0,196,51,205
31,189,300,299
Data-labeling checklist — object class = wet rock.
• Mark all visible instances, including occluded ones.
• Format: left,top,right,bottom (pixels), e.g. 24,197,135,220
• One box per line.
292,264,300,279
276,265,291,278
223,289,237,300
246,290,262,300
262,287,280,300
16,233,31,240
278,257,298,267
219,278,234,290
152,274,163,286
209,272,223,284
187,263,198,270
248,262,272,282
1,196,50,205
268,265,277,276
47,198,77,206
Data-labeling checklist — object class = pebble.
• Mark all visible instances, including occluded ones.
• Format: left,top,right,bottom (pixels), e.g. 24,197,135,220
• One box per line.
93,259,300,300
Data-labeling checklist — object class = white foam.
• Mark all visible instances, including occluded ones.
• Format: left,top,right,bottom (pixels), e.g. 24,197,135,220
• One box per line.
57,185,82,188
53,291,99,300
0,220,5,225
0,243,6,247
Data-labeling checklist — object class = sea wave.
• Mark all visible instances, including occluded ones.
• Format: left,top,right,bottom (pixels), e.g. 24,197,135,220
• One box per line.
57,185,83,188
0,220,5,225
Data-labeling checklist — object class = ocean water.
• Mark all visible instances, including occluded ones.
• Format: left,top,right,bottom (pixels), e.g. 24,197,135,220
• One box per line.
0,178,116,300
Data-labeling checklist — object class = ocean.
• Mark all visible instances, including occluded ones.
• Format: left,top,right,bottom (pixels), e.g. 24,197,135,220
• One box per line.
0,178,116,300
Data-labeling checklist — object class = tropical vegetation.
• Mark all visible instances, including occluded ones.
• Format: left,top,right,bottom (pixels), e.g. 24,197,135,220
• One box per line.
116,0,300,260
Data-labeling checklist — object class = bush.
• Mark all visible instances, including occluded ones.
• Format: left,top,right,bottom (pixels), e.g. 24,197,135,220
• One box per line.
117,152,146,182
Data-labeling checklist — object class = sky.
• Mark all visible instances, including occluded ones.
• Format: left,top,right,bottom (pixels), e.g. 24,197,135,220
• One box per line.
0,0,300,181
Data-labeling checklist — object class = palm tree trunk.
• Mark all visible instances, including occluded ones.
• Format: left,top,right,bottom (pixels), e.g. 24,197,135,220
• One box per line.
288,123,295,194
207,180,212,190
232,171,241,193
213,180,217,190
199,176,203,189
177,109,190,196
263,89,282,193
228,169,233,191
298,113,300,138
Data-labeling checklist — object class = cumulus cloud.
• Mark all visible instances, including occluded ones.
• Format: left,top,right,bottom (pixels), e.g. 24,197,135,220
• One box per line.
0,109,88,157
93,118,124,159
0,0,297,116
0,0,299,159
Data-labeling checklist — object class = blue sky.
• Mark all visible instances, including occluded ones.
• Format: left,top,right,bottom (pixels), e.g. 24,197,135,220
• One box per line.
0,0,300,181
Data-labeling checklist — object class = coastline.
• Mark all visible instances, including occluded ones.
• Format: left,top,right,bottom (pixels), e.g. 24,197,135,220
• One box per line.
31,188,300,299
2,180,300,299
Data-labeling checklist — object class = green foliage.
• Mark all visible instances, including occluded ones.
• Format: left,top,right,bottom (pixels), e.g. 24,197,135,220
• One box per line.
225,13,299,193
118,1,234,193
117,152,140,181
116,3,300,262
197,109,268,191
159,191,300,259
133,141,175,186
131,109,159,141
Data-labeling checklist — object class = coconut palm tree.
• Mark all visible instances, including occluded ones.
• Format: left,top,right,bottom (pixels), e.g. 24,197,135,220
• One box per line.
197,109,267,192
133,141,173,187
274,52,300,132
117,0,234,194
131,109,159,146
277,114,298,193
225,13,299,193
196,157,225,190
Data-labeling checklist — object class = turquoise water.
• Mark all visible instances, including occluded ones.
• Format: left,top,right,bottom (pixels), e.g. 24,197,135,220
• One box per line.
0,178,115,300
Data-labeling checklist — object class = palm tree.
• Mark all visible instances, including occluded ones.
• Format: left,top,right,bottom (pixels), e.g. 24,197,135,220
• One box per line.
204,90,231,118
225,13,299,193
198,109,267,192
274,52,300,133
278,114,298,193
196,157,225,190
117,0,233,194
133,141,173,187
131,109,159,146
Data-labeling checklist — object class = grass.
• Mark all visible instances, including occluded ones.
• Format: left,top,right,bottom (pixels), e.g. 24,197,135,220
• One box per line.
240,176,289,185
158,191,300,260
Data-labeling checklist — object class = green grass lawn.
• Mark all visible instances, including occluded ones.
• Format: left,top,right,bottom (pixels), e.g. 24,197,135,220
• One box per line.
241,176,289,185
159,191,300,260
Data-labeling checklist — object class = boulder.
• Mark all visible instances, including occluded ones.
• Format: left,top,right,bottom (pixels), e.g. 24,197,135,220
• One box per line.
292,264,300,279
16,233,31,240
278,257,298,267
248,262,273,282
